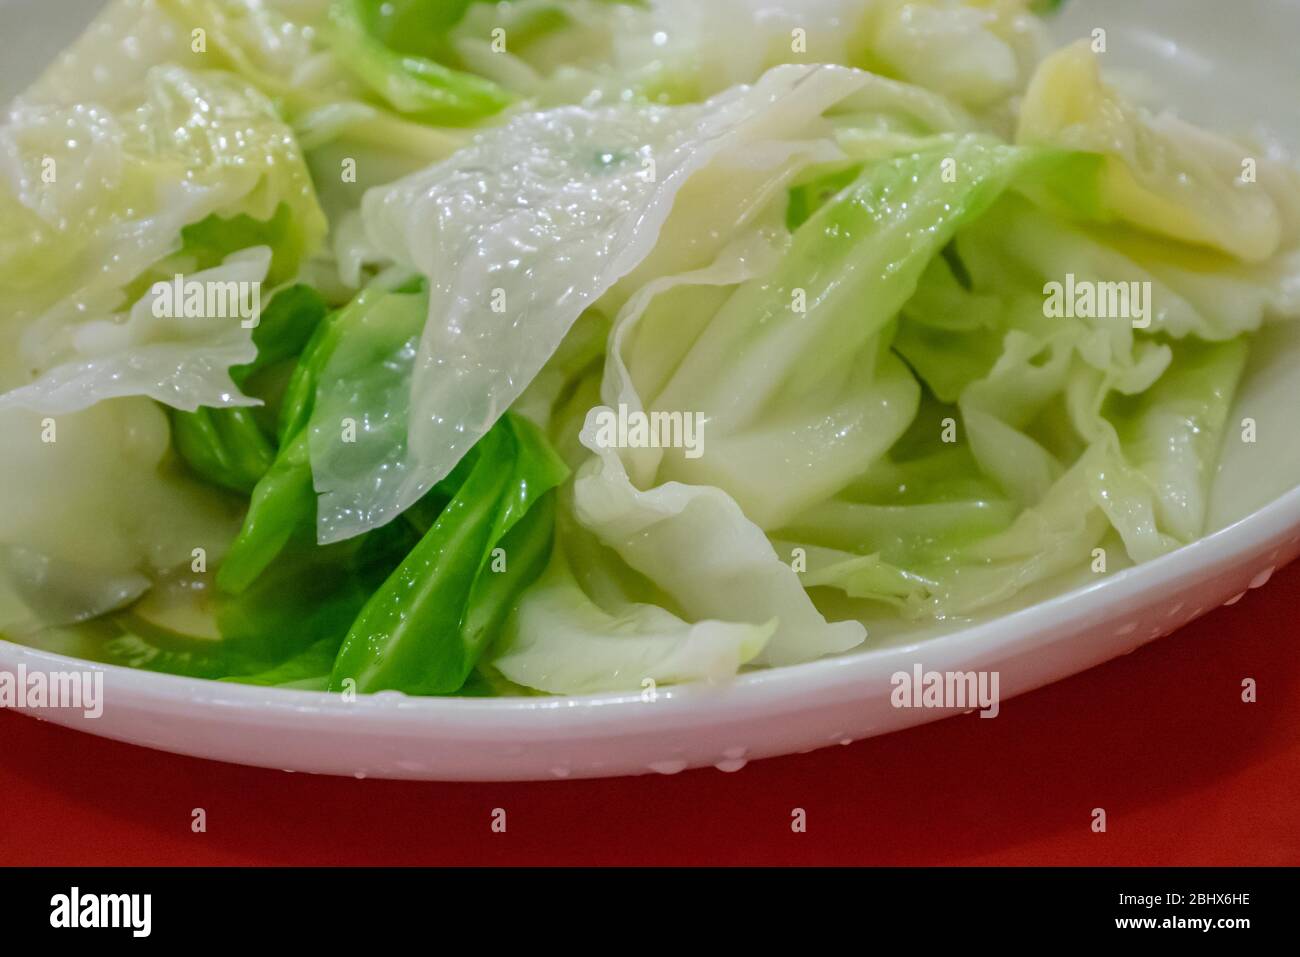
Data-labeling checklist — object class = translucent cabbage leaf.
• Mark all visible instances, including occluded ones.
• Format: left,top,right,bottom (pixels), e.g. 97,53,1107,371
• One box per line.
458,0,1046,110
0,400,243,627
0,66,326,413
1018,42,1300,263
325,0,513,125
335,63,871,542
785,199,1258,618
861,0,1045,110
492,552,774,695
571,426,866,668
25,0,473,191
646,136,1035,528
216,285,422,594
0,65,323,319
156,0,331,96
0,249,271,415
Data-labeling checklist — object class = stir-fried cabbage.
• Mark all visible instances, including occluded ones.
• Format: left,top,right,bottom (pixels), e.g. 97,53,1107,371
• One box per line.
2,0,1298,696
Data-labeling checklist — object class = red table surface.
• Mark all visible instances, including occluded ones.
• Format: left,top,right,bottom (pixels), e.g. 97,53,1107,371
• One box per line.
2,558,1298,867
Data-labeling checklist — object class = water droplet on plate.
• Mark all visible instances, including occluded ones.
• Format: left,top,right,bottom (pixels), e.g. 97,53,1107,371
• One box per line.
649,759,687,775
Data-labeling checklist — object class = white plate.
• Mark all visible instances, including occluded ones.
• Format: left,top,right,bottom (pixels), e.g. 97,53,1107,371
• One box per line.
2,0,1298,780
